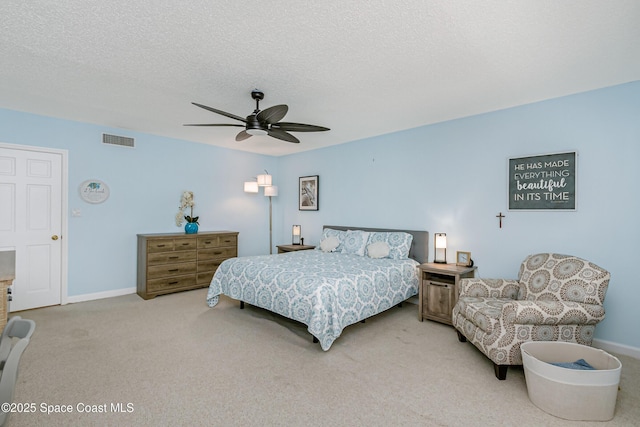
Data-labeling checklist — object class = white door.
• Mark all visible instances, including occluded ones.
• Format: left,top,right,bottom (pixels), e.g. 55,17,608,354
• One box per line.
0,144,65,311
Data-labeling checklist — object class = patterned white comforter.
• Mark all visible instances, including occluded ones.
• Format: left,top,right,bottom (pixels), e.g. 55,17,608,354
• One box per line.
206,250,419,350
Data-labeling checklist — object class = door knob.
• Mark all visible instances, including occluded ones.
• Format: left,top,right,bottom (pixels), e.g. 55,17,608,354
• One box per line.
51,235,59,240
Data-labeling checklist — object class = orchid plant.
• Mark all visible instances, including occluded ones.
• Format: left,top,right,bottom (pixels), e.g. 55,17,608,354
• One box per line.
175,191,199,226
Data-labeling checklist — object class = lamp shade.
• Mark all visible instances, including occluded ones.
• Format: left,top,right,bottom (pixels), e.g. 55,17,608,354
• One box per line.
264,185,278,197
244,181,259,193
292,225,301,245
257,174,272,187
434,233,447,263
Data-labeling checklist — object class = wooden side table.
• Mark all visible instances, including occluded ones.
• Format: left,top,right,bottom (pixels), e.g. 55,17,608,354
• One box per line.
276,244,316,253
0,250,15,331
418,263,477,325
0,278,12,331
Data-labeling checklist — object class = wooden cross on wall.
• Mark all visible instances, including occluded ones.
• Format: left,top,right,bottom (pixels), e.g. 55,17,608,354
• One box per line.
496,212,505,228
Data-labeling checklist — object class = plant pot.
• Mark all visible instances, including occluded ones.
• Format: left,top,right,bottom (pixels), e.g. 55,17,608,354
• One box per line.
185,222,199,234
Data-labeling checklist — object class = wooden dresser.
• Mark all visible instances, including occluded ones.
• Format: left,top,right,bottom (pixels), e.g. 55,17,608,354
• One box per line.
137,231,238,300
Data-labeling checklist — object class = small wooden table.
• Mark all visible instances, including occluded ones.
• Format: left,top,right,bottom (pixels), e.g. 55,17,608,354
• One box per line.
0,277,13,331
276,244,316,253
0,250,15,331
418,263,477,325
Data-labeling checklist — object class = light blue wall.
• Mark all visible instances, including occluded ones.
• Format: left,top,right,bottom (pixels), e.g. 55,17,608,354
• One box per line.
0,109,279,296
1,81,638,351
278,81,640,350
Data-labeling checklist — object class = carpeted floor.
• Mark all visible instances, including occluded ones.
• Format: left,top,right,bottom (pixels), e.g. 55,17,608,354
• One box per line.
7,288,640,426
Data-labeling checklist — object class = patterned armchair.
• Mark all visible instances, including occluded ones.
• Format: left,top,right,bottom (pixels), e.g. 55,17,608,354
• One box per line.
452,253,610,380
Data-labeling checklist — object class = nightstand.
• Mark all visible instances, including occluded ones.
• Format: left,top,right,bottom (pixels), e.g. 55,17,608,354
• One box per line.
276,244,316,253
418,263,477,325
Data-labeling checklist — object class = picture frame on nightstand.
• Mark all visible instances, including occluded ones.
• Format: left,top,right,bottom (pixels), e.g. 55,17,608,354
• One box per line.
456,251,473,267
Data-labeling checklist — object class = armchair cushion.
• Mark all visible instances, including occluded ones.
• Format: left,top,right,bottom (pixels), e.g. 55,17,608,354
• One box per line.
454,296,510,337
508,300,605,326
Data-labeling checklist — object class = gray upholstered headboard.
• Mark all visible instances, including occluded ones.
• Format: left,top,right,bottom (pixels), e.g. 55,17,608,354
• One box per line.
323,225,429,265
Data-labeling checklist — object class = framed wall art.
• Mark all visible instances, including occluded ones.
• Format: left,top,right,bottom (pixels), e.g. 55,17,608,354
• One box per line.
508,151,577,211
299,175,319,211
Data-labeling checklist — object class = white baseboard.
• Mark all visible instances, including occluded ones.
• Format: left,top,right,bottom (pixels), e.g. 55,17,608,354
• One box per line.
593,338,640,360
66,287,136,304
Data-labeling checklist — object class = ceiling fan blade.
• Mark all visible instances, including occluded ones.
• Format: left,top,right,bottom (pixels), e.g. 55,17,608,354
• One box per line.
271,122,330,132
235,130,252,142
257,104,288,124
184,123,245,127
267,128,300,143
192,102,247,122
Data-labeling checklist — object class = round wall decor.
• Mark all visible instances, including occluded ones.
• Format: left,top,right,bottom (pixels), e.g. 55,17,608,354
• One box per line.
79,179,110,204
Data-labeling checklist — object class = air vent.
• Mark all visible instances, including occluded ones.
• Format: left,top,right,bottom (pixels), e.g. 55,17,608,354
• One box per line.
102,133,134,148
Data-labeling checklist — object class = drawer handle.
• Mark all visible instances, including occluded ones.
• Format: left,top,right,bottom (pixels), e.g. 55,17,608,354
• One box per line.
168,269,179,272
181,243,190,246
429,281,450,287
157,244,166,247
169,256,179,259
214,251,223,255
204,241,212,244
168,281,178,285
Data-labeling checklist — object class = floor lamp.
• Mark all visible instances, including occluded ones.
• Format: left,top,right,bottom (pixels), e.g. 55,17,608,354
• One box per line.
264,185,278,254
245,172,277,254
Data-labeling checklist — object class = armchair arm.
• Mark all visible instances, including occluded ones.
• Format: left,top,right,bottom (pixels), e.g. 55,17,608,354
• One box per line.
502,300,606,325
459,278,520,299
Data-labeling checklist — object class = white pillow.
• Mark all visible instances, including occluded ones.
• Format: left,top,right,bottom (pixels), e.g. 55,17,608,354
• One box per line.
320,228,346,251
320,236,340,252
367,241,390,259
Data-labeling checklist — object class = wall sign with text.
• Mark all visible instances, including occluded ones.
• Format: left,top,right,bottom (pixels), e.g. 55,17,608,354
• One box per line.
508,151,577,210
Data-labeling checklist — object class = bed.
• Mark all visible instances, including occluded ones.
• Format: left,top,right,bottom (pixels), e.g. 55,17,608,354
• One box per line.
206,226,429,350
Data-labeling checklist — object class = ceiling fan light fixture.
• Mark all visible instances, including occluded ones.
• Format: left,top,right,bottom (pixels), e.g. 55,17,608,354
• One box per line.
187,90,330,144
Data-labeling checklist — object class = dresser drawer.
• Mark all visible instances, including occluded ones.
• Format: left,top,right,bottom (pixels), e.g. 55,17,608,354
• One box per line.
197,260,224,284
147,238,175,253
147,261,197,279
197,270,216,285
198,259,224,285
148,250,196,265
198,234,238,249
147,237,197,253
147,275,197,293
198,246,237,260
197,258,226,273
174,237,197,251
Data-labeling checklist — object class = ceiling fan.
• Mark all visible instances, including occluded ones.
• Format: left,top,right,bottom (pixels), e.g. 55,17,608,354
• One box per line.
185,90,330,144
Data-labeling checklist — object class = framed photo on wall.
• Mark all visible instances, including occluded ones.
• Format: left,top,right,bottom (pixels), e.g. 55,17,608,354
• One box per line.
299,175,319,211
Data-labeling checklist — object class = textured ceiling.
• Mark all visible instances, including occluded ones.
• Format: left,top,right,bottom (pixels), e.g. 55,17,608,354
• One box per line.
1,1,639,156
